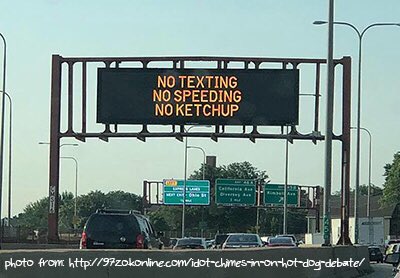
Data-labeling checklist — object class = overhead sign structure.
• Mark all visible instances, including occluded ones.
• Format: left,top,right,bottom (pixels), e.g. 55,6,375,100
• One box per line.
264,184,299,206
361,221,382,226
97,68,299,126
215,179,256,206
163,179,210,205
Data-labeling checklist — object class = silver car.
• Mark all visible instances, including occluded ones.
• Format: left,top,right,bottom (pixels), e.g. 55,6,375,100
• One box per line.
222,233,263,249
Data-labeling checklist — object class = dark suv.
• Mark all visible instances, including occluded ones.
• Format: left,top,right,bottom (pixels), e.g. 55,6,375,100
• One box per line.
368,246,384,263
212,234,229,249
80,209,163,249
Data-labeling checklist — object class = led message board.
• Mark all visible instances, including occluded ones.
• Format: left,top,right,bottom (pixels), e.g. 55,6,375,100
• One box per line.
97,68,299,126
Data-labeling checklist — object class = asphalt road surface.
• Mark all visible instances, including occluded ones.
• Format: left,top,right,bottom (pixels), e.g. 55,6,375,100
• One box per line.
366,262,394,277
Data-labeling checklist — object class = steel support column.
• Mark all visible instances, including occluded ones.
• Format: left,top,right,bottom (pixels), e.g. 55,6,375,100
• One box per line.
48,55,62,242
46,55,352,244
337,56,352,245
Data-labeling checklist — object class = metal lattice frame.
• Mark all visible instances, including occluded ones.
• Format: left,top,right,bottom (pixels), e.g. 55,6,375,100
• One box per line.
48,55,351,245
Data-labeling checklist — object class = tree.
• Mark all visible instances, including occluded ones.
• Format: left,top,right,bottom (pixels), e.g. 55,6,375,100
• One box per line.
16,190,143,232
151,161,269,235
381,152,400,207
76,190,142,229
76,190,107,228
359,184,383,196
58,192,75,232
105,190,142,211
18,196,49,231
287,210,307,234
270,216,280,235
333,184,383,197
17,191,75,232
190,161,268,183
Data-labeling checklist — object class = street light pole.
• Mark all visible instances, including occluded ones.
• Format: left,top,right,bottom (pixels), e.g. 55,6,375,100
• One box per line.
60,156,78,233
187,145,207,238
322,0,335,246
283,126,289,235
0,91,12,225
0,32,7,248
313,20,399,244
182,131,189,238
39,142,78,232
182,125,210,238
351,126,373,244
362,128,372,220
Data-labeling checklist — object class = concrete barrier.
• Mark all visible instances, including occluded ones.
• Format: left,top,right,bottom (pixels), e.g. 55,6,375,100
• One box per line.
1,243,79,250
0,246,371,278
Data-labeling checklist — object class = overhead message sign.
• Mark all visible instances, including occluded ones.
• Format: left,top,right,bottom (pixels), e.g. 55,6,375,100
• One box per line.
215,179,256,206
97,68,299,126
264,184,299,206
163,179,210,205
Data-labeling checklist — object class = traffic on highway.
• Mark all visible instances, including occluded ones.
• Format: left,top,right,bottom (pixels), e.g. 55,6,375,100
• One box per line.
1,1,400,278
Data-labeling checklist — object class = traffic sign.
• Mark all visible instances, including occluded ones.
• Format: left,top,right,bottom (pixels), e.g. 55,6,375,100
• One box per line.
215,179,256,206
264,184,299,206
323,216,330,240
163,179,210,205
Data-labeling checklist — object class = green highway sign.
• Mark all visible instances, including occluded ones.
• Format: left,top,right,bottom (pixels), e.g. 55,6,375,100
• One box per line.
163,179,210,205
215,179,256,206
264,184,299,206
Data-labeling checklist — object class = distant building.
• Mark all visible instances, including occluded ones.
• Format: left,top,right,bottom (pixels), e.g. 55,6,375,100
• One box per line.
306,195,399,245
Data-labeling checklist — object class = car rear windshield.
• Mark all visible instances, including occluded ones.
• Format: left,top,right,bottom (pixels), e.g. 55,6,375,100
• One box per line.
269,237,293,244
86,214,140,238
176,238,203,246
227,234,258,243
369,248,381,252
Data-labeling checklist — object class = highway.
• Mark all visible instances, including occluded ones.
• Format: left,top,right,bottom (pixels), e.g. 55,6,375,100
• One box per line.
367,262,394,277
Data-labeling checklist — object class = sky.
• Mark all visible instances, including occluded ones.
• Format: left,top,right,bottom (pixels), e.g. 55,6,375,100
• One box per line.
0,0,399,216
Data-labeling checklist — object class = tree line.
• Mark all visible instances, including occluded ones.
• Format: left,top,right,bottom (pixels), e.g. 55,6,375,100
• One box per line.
13,149,400,237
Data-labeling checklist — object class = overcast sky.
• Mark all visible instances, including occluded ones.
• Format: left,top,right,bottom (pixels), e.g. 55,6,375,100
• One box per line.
0,0,399,216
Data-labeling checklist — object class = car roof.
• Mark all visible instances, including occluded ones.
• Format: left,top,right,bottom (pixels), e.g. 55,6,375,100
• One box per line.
95,208,142,215
228,233,258,236
269,237,294,241
177,238,206,243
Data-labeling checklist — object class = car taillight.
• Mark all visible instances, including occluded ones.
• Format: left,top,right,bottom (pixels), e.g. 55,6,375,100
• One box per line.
80,232,87,249
136,234,145,249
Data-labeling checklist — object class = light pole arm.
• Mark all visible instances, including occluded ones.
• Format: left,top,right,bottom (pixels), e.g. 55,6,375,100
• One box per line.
361,23,400,38
0,32,6,92
333,21,362,38
0,32,7,244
